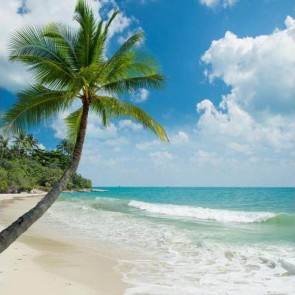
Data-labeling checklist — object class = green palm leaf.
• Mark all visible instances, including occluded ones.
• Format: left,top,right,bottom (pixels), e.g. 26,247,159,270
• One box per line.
3,0,168,141
2,85,74,135
9,26,75,88
74,0,97,67
43,23,80,70
65,108,83,142
91,95,169,142
101,74,164,94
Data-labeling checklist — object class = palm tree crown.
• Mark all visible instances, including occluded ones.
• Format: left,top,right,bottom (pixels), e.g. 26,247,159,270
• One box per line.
13,132,39,156
3,0,168,143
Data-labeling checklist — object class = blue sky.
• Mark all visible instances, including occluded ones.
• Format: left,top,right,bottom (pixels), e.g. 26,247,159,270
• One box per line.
0,0,294,186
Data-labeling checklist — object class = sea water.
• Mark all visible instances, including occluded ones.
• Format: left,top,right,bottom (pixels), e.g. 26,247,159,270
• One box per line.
46,187,295,294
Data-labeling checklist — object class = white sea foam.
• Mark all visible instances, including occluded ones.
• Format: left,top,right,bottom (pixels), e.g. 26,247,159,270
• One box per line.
44,198,295,295
128,200,276,223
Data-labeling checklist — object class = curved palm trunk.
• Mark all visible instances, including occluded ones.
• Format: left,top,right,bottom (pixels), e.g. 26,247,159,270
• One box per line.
0,104,89,254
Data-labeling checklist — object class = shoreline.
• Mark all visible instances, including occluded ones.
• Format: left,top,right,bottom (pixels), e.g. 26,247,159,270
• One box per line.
0,191,47,201
0,195,129,295
0,188,108,202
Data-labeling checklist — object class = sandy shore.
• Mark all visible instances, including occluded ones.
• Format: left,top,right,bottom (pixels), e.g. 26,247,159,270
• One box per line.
0,191,47,201
0,195,129,295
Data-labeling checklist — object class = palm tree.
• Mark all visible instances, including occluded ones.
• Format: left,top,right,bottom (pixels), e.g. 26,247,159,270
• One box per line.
0,0,168,253
13,130,28,156
56,139,74,158
26,134,39,152
13,132,39,156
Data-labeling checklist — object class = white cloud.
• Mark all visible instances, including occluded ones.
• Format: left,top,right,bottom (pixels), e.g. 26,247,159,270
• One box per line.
171,131,189,145
200,0,238,9
51,110,119,140
0,0,132,92
87,120,118,140
196,96,295,152
50,111,70,139
37,142,46,150
130,88,149,103
227,142,252,156
149,151,175,167
136,139,160,150
105,136,128,146
106,8,132,38
119,119,143,131
201,17,295,116
191,150,221,165
197,16,295,155
117,26,144,45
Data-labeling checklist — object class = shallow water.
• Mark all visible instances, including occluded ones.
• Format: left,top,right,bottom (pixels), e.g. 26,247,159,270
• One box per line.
46,187,295,294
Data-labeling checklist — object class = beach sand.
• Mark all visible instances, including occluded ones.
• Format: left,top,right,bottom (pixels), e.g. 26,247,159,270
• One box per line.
0,194,129,295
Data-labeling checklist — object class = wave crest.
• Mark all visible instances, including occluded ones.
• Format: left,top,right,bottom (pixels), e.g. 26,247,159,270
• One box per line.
128,200,279,223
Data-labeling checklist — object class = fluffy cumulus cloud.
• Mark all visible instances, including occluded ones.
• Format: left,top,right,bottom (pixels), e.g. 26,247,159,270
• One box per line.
202,17,295,116
200,0,238,9
191,16,295,185
130,88,150,103
171,131,189,145
0,0,133,92
197,17,295,151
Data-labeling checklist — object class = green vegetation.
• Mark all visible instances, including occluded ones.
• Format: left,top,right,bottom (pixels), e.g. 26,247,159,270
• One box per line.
0,134,91,193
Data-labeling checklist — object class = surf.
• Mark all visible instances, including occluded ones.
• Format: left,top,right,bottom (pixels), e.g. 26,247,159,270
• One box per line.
128,200,283,224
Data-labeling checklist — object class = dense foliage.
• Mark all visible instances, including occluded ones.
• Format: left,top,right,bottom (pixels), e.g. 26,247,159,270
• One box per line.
0,134,91,193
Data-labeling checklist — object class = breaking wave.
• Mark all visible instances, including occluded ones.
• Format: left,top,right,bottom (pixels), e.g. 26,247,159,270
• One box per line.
128,200,293,224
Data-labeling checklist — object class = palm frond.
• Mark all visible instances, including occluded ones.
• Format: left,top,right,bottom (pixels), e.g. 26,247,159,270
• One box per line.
74,0,97,67
9,26,75,87
43,23,79,70
65,107,83,142
2,85,75,135
112,32,144,56
98,33,145,81
89,20,105,65
91,95,169,142
101,74,165,94
104,10,119,34
4,1,168,146
89,96,108,126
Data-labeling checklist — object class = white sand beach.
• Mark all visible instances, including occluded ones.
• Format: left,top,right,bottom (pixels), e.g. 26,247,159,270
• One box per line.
0,195,129,295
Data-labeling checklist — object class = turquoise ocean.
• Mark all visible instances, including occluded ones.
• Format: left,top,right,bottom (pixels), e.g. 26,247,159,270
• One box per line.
46,187,295,294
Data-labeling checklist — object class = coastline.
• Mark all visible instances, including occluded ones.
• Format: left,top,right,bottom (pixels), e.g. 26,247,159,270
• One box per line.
0,191,47,201
1,188,294,294
0,195,129,295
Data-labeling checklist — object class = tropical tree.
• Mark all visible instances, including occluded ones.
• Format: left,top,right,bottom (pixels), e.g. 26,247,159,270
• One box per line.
12,132,39,156
56,139,74,158
13,130,28,156
26,134,39,154
0,0,168,253
0,135,9,159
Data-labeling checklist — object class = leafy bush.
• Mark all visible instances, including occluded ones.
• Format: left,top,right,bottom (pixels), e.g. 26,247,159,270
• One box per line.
0,137,92,193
